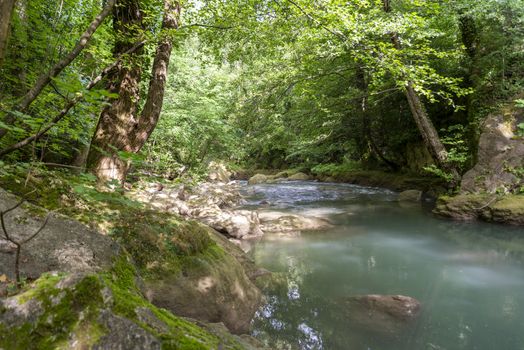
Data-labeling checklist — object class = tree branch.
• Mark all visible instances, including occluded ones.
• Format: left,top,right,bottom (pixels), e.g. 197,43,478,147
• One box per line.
0,40,146,158
0,0,117,140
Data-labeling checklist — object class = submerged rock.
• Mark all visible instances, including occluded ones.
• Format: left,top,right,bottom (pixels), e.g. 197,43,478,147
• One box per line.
258,211,332,235
398,189,422,202
339,294,421,334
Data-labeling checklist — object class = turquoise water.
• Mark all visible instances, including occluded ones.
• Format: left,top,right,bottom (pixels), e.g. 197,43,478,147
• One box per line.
246,182,524,350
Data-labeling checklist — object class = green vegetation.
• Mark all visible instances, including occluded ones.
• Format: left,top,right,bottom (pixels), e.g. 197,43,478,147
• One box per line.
0,0,521,184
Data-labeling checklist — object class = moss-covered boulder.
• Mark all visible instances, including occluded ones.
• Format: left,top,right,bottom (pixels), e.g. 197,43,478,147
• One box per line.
0,263,260,349
287,172,310,181
434,194,524,225
112,210,262,334
247,174,270,185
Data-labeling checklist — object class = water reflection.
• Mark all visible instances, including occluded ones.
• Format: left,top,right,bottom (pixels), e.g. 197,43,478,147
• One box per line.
249,181,524,350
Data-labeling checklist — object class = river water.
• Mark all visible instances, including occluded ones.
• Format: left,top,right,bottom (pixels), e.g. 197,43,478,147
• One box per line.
243,181,524,350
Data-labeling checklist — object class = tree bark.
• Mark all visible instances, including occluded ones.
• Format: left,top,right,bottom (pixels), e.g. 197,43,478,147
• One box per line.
0,0,116,140
87,0,180,182
0,0,16,65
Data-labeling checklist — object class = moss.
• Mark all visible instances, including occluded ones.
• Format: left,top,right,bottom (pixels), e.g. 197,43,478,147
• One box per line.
492,195,524,211
0,274,106,350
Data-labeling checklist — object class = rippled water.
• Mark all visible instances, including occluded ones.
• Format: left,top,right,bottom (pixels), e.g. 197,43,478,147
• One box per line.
245,181,524,350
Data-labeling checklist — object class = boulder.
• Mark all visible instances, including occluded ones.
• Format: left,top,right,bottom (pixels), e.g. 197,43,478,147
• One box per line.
339,294,421,334
398,190,422,202
287,172,310,181
208,162,232,183
248,174,269,185
258,211,332,234
0,271,259,349
198,210,264,239
142,226,263,334
434,194,524,225
0,189,119,281
461,113,524,194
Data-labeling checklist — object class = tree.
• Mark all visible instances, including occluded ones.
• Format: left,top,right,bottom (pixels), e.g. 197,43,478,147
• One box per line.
0,0,17,65
87,0,181,182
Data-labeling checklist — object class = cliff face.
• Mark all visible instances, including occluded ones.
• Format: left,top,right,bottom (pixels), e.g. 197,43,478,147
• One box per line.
434,102,524,225
461,110,524,194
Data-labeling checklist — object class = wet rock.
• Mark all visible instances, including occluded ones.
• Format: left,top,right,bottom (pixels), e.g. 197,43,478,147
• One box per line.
258,211,332,234
287,172,310,181
340,294,421,334
199,210,264,239
248,174,269,185
398,190,422,202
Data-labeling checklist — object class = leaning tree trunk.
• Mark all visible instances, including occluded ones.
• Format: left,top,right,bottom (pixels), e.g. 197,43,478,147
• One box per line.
87,0,180,182
382,0,459,182
0,0,16,66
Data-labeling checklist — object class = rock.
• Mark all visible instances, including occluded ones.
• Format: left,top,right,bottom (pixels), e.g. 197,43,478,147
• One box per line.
434,194,493,221
258,211,332,234
0,189,119,281
0,271,257,349
398,190,422,202
144,242,262,334
199,210,264,239
248,174,269,185
113,215,263,335
461,113,524,194
287,172,310,181
434,194,524,225
490,196,524,225
208,162,231,183
339,294,421,334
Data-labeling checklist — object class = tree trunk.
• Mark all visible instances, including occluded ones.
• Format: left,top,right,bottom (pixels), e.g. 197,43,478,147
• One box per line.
87,0,180,182
382,0,459,181
130,0,180,152
0,0,16,65
0,0,116,140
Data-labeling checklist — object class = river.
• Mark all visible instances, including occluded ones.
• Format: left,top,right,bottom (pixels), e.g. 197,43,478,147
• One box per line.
242,181,524,350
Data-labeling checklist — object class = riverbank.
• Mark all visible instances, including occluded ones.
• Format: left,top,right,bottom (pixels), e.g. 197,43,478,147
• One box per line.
240,168,446,193
0,170,268,349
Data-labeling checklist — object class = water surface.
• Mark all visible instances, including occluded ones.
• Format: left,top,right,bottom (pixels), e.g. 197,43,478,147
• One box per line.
246,181,524,350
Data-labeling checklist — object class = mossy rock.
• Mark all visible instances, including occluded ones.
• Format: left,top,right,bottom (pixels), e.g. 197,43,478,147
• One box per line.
247,174,270,185
434,194,524,225
0,259,259,349
110,209,262,334
490,196,524,225
287,172,310,181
